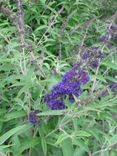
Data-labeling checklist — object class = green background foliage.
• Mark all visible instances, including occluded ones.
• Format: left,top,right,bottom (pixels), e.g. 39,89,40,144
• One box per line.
0,0,117,155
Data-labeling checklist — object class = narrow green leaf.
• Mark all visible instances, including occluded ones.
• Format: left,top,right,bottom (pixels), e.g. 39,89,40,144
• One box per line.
41,137,47,156
0,124,32,145
11,135,20,154
38,110,67,116
108,134,117,145
73,147,85,156
18,138,40,154
106,76,117,83
73,139,89,152
101,61,117,70
4,111,26,121
91,75,107,82
55,134,69,145
74,130,91,137
0,144,13,150
35,25,47,31
61,138,74,156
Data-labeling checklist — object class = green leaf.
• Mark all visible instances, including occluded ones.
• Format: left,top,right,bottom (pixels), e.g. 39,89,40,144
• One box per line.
73,147,86,156
41,137,47,156
55,134,70,145
38,110,67,116
110,151,117,156
0,144,13,150
73,139,89,152
11,135,20,154
0,124,32,145
18,138,40,154
61,138,74,156
101,61,117,70
105,76,117,83
35,25,47,32
74,130,91,137
108,134,117,146
101,151,109,156
91,74,107,82
88,129,102,143
4,111,26,121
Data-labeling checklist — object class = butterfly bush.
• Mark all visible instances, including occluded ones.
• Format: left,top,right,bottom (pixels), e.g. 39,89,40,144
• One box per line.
27,22,117,127
44,62,90,110
44,23,117,110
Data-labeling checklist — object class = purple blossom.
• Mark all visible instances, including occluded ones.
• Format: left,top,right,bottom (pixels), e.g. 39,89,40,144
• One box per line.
44,63,90,110
99,23,117,47
72,62,81,70
109,82,117,93
28,111,38,125
90,60,99,69
81,47,102,61
81,50,91,60
99,34,111,43
77,70,90,84
101,89,109,97
62,69,75,83
101,82,117,97
47,98,65,110
80,47,103,69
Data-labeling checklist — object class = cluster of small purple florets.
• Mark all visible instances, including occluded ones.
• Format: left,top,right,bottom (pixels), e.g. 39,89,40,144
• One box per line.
44,23,117,110
44,63,90,110
101,81,117,97
109,82,117,94
28,111,38,125
81,47,103,69
99,23,117,47
80,23,117,69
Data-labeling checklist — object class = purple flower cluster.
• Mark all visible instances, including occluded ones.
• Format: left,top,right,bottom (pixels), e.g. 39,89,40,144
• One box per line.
80,23,117,70
44,63,90,110
101,82,117,97
28,111,38,125
99,23,117,47
81,47,103,69
109,82,117,94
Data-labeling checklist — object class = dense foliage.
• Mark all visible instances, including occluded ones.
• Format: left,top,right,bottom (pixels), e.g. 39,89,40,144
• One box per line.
0,0,117,156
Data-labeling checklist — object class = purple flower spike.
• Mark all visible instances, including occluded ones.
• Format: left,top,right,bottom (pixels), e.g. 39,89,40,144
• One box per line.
81,50,91,60
29,111,38,125
81,47,103,68
72,61,81,70
78,70,90,84
62,69,75,83
90,60,99,69
48,98,65,110
44,62,90,110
